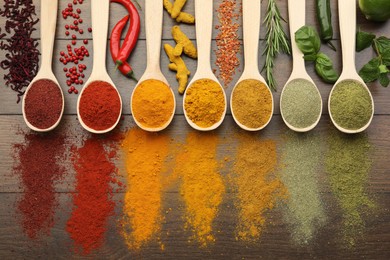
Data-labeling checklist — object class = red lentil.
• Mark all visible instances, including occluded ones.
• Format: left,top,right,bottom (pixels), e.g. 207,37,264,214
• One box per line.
215,0,241,87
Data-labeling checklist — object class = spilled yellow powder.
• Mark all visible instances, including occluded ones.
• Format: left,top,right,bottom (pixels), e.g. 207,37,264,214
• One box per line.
174,132,225,247
121,128,170,250
232,133,287,241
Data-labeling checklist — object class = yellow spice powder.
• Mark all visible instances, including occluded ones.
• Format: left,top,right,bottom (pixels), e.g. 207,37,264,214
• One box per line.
231,79,273,129
131,79,175,128
121,128,171,250
184,79,225,128
174,132,225,246
232,133,287,241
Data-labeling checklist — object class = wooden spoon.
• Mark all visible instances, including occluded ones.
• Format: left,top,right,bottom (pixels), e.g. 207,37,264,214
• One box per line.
280,0,322,132
77,0,122,134
328,0,374,134
230,0,273,131
183,0,227,131
130,0,176,132
22,0,64,132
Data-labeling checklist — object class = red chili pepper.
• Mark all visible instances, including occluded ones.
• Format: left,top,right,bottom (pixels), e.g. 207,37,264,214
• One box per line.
111,0,141,67
110,15,137,81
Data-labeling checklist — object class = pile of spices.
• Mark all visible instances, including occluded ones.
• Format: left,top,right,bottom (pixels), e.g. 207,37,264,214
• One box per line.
13,132,67,239
231,79,273,129
184,79,225,128
131,79,175,129
280,79,322,129
280,132,326,244
163,0,195,24
329,80,373,130
110,0,140,80
0,0,40,102
215,0,241,86
23,79,63,129
78,81,121,131
325,130,375,247
121,128,171,250
232,134,287,241
67,133,121,255
174,132,225,247
59,0,91,94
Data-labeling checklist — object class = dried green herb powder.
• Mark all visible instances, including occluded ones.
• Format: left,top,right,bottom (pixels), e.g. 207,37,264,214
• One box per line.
281,79,322,129
280,131,326,244
329,80,372,130
326,130,375,247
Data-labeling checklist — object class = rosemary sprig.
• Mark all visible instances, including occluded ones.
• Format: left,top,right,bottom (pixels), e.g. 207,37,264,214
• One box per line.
262,0,291,91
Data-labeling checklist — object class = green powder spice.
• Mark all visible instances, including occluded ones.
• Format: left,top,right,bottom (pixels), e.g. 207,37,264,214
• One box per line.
326,130,375,247
329,80,372,130
280,79,322,129
280,132,326,245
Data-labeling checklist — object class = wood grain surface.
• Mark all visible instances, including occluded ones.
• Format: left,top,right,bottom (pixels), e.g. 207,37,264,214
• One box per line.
0,0,389,259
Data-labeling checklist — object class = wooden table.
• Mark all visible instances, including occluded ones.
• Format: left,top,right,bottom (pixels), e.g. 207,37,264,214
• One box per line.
0,0,389,259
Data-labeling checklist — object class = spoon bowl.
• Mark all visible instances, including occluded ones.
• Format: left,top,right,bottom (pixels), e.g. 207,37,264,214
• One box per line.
22,0,64,132
183,0,227,131
280,0,322,132
328,0,374,134
230,0,273,131
130,0,175,132
77,0,122,134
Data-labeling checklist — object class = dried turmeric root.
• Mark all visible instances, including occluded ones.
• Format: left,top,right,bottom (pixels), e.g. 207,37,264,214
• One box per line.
164,43,190,94
172,25,197,59
163,0,195,24
171,0,187,19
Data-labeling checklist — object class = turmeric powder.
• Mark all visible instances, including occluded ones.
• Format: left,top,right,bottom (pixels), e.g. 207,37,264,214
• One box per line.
131,79,175,129
164,43,190,94
184,79,225,128
121,128,171,250
163,0,195,24
174,132,225,247
232,134,287,241
172,25,197,59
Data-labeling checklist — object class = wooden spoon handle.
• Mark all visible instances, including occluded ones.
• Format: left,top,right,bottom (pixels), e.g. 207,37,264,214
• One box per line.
91,0,110,74
288,0,306,75
40,0,58,71
145,0,163,72
242,0,261,74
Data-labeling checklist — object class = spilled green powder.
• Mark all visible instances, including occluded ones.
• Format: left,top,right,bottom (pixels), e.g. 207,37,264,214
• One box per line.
329,80,372,130
326,130,375,247
280,131,326,244
280,79,322,129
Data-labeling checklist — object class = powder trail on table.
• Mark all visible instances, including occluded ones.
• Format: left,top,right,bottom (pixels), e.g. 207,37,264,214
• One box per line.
13,132,67,239
66,133,122,255
326,130,375,247
174,132,225,247
232,133,287,241
280,132,326,244
121,128,171,250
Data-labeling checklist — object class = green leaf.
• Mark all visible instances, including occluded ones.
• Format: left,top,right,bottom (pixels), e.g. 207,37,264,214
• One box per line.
379,73,390,87
359,57,381,83
315,53,339,83
356,30,375,52
381,49,390,66
379,64,389,74
295,26,321,55
374,36,390,56
303,54,318,61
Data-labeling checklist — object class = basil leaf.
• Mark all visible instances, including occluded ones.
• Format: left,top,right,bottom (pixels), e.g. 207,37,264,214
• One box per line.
381,49,390,66
379,73,390,87
295,26,321,55
356,30,375,52
379,64,389,74
359,57,381,83
374,36,390,56
315,53,339,83
303,54,318,61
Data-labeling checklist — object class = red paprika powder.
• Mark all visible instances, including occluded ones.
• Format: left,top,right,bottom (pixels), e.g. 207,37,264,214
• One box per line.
13,131,66,239
78,81,121,131
24,79,63,129
66,133,122,255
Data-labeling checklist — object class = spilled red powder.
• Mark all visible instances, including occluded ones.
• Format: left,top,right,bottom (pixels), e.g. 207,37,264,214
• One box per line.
13,131,66,239
66,132,122,255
